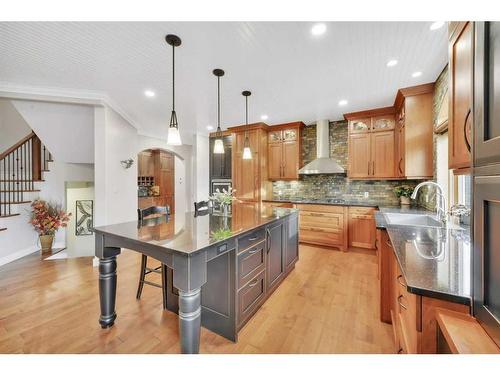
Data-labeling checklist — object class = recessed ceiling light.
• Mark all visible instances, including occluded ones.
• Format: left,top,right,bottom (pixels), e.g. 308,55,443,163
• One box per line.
206,125,214,131
338,100,348,106
261,114,269,120
430,21,445,31
144,90,155,98
387,59,398,67
412,71,423,78
311,23,326,36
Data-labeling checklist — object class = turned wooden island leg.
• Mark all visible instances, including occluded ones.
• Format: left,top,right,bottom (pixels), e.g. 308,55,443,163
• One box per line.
178,288,202,354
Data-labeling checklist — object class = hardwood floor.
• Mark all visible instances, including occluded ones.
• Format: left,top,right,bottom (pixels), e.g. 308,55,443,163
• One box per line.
0,245,394,354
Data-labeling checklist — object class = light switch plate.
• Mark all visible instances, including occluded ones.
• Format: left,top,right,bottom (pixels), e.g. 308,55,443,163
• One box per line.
364,192,369,198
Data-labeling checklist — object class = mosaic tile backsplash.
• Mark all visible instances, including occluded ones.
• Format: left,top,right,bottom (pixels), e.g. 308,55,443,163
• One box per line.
272,121,425,206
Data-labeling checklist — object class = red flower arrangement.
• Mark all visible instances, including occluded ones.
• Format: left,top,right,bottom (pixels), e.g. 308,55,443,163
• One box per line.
29,199,71,236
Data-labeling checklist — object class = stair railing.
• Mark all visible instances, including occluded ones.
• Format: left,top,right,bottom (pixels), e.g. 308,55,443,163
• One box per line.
0,131,52,217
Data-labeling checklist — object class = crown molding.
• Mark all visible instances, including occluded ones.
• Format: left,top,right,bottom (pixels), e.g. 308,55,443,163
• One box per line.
0,82,139,131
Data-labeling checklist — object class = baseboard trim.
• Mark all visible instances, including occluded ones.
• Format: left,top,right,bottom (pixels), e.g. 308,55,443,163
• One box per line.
0,241,65,267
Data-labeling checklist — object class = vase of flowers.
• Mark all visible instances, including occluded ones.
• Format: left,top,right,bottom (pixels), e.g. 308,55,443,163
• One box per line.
208,187,235,216
29,199,71,253
393,185,414,206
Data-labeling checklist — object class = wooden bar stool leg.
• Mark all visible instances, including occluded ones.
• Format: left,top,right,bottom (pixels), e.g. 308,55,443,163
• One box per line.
136,254,147,300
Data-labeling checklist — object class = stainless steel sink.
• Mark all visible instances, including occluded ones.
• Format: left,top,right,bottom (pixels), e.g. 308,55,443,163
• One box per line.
384,213,445,228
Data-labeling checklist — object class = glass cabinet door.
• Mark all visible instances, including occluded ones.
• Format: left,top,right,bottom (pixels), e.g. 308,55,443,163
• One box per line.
372,115,395,131
282,129,297,141
268,130,282,143
349,118,371,133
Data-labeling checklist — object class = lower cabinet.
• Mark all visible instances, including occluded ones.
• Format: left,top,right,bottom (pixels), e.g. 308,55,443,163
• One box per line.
266,221,285,293
348,207,376,249
378,228,471,353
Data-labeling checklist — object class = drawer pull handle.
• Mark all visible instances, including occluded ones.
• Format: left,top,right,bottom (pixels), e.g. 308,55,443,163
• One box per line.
248,248,259,254
397,275,407,288
397,348,404,354
248,279,259,288
398,295,407,310
386,240,392,248
309,213,326,217
248,236,259,241
309,228,326,232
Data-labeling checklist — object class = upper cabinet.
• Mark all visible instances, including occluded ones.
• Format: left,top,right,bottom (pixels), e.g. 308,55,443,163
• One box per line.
345,109,396,179
449,21,473,172
209,135,232,180
138,150,154,177
267,122,304,180
394,83,435,179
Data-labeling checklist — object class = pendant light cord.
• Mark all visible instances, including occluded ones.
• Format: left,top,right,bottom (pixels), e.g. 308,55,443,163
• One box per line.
245,95,248,125
172,43,175,111
217,75,221,131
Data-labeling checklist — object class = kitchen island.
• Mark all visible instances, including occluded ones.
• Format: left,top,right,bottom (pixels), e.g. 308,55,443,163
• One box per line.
94,203,299,354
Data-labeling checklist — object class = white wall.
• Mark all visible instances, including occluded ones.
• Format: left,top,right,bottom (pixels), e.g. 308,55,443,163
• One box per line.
0,99,32,153
94,106,138,226
12,100,95,163
192,134,210,203
436,133,450,208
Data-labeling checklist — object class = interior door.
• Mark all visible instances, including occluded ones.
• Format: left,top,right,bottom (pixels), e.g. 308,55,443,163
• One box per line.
348,133,371,178
449,21,473,170
266,221,284,292
371,130,395,178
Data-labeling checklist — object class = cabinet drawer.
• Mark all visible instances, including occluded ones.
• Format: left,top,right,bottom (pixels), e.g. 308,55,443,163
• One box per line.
237,269,266,327
238,242,266,288
299,227,343,245
349,206,376,216
394,271,419,354
238,228,266,252
295,204,344,214
300,211,343,229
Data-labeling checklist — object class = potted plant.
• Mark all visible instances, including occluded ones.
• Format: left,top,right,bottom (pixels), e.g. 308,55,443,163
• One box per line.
29,199,71,253
208,187,236,216
393,185,414,206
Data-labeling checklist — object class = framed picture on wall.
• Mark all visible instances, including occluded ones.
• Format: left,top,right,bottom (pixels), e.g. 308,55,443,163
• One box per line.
75,200,94,236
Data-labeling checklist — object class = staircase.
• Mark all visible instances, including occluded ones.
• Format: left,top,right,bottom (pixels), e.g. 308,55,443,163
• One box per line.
0,131,53,231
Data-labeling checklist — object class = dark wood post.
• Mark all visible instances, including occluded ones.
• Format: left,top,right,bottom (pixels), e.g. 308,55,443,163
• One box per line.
31,135,42,181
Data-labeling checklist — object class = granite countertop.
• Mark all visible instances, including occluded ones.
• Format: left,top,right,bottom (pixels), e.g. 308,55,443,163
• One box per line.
95,204,297,256
263,198,400,208
376,206,471,305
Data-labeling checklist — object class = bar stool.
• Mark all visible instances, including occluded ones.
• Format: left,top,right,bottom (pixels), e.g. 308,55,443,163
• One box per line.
136,205,170,309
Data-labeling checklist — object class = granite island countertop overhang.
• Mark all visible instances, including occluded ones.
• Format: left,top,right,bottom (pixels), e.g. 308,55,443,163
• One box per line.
376,207,471,305
94,206,298,256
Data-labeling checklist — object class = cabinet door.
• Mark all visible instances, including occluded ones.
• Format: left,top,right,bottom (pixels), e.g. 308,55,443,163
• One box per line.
233,131,259,201
348,211,376,249
475,22,500,171
473,175,500,347
371,130,395,178
394,122,405,177
349,118,371,133
449,21,473,170
282,140,299,179
268,130,282,143
284,213,299,271
348,133,371,178
266,221,285,292
268,142,282,180
372,115,395,132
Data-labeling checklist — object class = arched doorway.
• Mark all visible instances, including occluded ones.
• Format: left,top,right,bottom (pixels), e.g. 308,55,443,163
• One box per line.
137,148,175,213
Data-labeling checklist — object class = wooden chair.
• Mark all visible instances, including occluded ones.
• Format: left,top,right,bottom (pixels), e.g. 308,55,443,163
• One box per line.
194,200,210,216
136,205,170,309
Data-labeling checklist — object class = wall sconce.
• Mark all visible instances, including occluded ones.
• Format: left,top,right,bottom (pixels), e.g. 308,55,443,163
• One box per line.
120,159,134,169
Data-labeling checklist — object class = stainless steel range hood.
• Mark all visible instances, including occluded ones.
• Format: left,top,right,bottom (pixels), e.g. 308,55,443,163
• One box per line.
298,119,345,175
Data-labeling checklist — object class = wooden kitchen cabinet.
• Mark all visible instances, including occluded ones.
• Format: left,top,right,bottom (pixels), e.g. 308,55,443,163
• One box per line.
267,122,303,180
394,83,434,179
230,123,271,203
348,207,376,249
295,204,348,251
379,229,471,353
138,150,154,177
345,108,396,179
449,21,473,172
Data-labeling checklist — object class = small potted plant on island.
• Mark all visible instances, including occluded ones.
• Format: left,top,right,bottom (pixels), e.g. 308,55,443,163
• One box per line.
393,185,414,206
29,199,71,253
208,187,236,216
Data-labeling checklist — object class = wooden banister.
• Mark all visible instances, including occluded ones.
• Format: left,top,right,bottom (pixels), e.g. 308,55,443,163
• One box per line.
0,131,36,160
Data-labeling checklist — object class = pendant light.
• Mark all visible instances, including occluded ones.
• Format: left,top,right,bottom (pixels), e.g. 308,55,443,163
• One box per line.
166,34,182,146
213,69,225,154
242,90,252,160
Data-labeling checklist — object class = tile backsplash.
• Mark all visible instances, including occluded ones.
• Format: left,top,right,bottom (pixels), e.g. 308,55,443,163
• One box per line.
272,121,424,206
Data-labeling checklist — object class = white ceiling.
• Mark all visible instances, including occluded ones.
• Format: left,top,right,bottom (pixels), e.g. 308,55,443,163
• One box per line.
0,22,447,139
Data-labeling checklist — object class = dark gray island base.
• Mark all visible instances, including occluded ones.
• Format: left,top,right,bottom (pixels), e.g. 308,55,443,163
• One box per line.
94,204,299,354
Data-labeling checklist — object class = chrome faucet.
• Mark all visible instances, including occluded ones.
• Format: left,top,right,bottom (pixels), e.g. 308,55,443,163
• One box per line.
411,181,447,222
